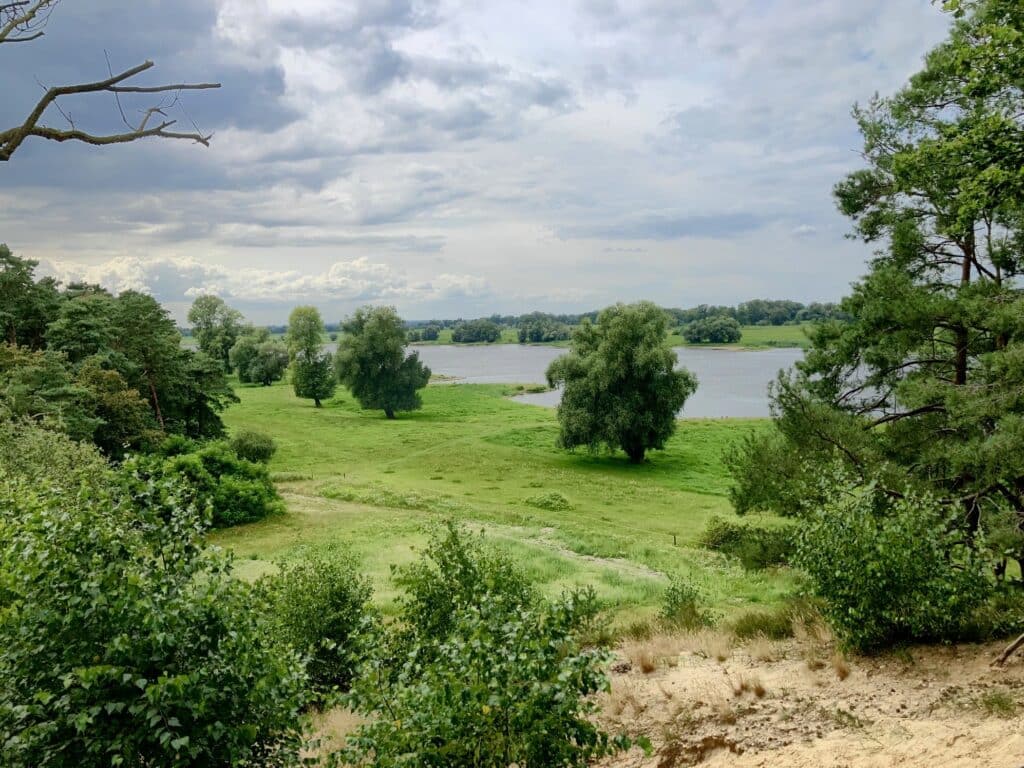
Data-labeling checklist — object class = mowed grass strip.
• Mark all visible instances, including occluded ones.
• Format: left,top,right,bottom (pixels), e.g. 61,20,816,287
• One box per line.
213,381,799,622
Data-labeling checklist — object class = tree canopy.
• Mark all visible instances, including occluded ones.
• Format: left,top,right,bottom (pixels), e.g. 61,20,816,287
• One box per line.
729,0,1024,574
0,250,236,450
682,316,742,344
335,306,431,419
187,295,245,374
546,302,698,463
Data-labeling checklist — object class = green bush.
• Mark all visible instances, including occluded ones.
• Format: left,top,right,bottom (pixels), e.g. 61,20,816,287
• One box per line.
682,315,742,344
266,551,374,697
230,429,277,463
124,441,284,528
795,475,992,651
700,516,795,570
524,490,573,511
659,576,715,630
342,528,635,767
0,427,308,767
393,521,536,644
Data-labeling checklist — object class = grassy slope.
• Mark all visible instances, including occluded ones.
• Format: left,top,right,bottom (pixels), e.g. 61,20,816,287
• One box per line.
213,381,798,625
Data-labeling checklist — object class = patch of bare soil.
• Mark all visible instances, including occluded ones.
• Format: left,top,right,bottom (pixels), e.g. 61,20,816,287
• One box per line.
598,633,1024,768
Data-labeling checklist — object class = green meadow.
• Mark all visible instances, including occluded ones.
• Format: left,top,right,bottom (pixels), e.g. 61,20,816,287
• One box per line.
213,381,799,626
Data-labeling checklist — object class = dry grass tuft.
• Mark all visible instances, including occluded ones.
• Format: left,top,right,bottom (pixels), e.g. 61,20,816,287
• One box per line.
624,634,686,674
687,629,732,663
831,650,851,681
711,695,737,724
605,682,646,718
732,674,767,699
746,635,781,663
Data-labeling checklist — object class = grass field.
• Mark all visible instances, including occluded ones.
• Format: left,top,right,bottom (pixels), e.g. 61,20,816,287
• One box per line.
213,381,799,626
668,323,812,349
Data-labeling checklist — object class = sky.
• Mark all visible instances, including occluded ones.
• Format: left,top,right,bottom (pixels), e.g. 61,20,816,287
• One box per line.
0,0,952,323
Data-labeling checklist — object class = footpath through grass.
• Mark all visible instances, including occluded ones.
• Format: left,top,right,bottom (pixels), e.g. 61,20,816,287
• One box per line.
214,381,800,625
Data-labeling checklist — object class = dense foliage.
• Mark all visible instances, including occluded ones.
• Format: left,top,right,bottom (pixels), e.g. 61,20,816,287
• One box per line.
406,324,440,342
287,306,336,408
0,425,309,767
292,351,337,408
124,440,284,528
230,429,277,463
699,516,795,570
0,249,236,449
451,318,502,343
230,328,289,386
681,315,743,344
729,0,1024,582
335,306,431,419
795,471,992,650
547,302,698,463
342,524,631,767
266,551,374,697
187,295,245,374
518,312,571,343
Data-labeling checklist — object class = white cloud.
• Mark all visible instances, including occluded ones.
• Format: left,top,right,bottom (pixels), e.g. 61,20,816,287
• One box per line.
41,255,493,306
1,0,955,320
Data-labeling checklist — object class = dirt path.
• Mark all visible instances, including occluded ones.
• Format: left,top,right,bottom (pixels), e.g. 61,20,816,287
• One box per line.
599,634,1024,768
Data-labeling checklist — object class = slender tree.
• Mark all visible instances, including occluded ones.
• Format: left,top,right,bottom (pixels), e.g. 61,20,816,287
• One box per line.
335,306,431,419
546,302,698,463
287,306,335,407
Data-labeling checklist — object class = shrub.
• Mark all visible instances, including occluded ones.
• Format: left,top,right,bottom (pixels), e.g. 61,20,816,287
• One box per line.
230,429,277,463
393,521,536,644
0,427,309,767
659,576,715,630
795,475,992,651
342,533,635,767
700,516,795,570
266,551,374,697
524,490,573,511
682,316,742,344
730,605,794,640
451,318,502,343
124,441,284,528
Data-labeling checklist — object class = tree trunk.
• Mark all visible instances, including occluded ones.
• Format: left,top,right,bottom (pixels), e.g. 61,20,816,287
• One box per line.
626,445,645,464
385,408,395,420
314,398,322,408
147,372,165,430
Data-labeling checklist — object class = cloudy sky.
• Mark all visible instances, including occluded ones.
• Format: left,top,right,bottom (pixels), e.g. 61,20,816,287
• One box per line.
1,0,951,323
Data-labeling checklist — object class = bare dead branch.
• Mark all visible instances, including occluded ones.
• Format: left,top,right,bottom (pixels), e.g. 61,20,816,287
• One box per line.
0,59,220,161
992,633,1024,667
0,0,55,44
109,83,223,94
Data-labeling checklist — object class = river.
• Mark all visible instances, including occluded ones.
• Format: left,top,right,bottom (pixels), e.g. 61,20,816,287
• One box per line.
331,344,803,419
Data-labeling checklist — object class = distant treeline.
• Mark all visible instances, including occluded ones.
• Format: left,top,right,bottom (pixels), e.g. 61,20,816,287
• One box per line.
405,299,849,332
180,299,848,339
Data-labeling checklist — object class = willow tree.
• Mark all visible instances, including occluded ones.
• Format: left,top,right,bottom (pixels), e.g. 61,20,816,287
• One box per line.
730,0,1024,566
1,1,219,161
546,302,698,463
335,306,430,419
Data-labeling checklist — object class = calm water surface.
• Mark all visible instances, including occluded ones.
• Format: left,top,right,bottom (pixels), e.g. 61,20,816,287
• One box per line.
375,345,803,418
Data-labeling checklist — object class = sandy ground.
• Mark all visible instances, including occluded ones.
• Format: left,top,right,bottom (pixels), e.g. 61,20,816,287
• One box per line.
598,631,1024,768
